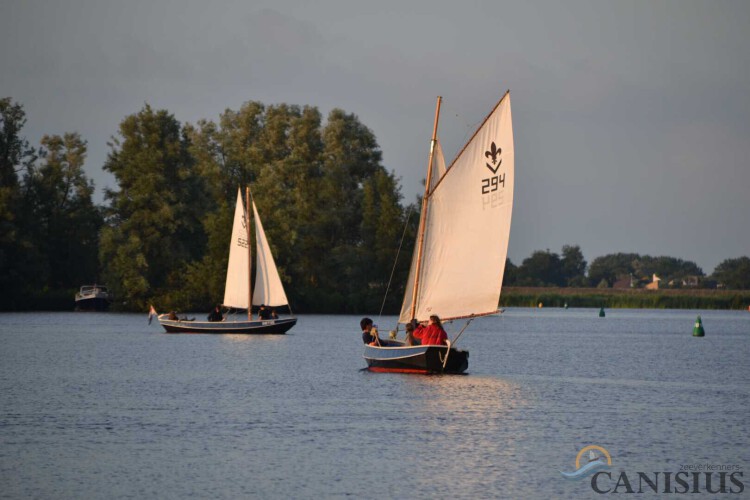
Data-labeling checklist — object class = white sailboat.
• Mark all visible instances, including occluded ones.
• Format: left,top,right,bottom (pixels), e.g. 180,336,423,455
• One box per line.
364,91,514,373
158,187,297,334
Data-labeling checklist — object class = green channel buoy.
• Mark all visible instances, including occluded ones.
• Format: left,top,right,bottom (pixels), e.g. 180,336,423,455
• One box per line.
692,315,705,337
599,307,605,318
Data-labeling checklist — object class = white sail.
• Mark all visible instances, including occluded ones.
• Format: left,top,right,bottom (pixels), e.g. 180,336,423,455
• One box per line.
400,138,447,323
223,189,250,309
399,93,514,323
429,138,447,191
252,200,289,307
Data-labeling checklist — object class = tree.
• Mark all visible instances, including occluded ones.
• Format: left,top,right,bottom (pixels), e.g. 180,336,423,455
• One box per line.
633,255,703,285
502,258,518,286
0,98,39,307
178,101,274,307
517,250,564,286
712,257,750,289
359,168,409,311
587,253,641,287
182,102,411,313
0,97,36,187
304,108,395,311
22,133,102,288
99,104,207,309
561,244,587,287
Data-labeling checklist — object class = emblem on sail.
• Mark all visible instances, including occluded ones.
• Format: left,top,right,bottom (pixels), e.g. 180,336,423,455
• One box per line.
484,142,502,173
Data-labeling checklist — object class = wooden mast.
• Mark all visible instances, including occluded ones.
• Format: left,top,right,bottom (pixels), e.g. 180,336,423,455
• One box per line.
246,186,253,320
409,96,442,321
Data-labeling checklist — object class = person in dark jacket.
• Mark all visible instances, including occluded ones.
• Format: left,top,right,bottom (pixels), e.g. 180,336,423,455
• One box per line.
258,304,273,320
207,305,223,322
360,317,381,346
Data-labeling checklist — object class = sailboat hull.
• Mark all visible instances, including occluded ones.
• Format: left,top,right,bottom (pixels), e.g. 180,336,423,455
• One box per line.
158,317,297,334
363,343,469,374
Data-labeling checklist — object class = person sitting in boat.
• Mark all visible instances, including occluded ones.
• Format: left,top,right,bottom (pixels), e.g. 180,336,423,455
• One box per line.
258,304,273,320
404,319,421,346
360,317,383,346
270,308,278,319
167,311,179,321
413,315,448,345
207,305,223,322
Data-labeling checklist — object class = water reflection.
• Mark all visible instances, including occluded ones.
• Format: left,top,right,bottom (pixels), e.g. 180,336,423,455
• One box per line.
375,375,531,496
219,333,287,344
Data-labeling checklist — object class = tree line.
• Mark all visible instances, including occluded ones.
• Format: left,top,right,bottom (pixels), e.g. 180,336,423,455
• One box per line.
504,247,750,290
2,96,749,312
1,97,416,312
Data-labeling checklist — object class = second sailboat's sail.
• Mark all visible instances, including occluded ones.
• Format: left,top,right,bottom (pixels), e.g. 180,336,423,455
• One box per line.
223,189,251,309
252,201,289,308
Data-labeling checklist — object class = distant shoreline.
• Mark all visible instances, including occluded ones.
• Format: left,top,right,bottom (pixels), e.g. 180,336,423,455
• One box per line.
2,287,749,313
501,287,750,310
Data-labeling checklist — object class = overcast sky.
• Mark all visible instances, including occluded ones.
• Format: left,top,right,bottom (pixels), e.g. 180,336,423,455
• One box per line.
2,0,748,274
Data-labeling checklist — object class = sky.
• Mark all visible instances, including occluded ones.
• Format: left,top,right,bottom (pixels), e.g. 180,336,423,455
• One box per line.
2,0,748,274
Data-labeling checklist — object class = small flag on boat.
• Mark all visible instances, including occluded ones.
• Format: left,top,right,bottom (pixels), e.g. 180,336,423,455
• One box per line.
148,305,157,325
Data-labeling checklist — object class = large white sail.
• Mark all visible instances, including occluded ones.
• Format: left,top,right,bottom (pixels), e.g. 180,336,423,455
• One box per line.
252,200,289,307
223,189,250,309
399,93,514,323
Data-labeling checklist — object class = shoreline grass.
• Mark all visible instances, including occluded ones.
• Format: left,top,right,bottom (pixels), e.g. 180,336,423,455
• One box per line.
500,287,750,310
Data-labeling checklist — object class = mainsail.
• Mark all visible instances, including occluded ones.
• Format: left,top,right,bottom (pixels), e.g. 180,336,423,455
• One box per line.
223,189,251,309
252,200,289,307
399,92,514,323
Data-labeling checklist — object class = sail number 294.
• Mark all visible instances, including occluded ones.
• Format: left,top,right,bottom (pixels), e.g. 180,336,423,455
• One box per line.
481,174,505,194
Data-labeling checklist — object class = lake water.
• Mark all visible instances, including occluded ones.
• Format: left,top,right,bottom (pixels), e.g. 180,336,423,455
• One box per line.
1,308,748,498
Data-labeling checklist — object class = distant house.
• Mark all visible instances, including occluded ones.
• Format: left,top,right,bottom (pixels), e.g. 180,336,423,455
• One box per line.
613,274,633,289
667,275,701,288
645,274,661,290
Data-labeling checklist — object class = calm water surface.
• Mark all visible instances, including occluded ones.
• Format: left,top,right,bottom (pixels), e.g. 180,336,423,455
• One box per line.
1,308,748,498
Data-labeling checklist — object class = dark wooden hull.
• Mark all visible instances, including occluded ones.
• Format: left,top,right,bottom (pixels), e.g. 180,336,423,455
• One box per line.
363,343,469,374
159,317,297,334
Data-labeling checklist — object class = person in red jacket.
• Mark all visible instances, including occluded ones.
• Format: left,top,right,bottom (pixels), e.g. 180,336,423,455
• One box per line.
412,315,448,346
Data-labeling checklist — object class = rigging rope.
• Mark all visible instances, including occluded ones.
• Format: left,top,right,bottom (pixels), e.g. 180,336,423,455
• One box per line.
377,204,414,326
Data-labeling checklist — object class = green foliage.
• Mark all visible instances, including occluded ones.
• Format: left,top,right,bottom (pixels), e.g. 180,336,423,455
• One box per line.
516,245,587,287
100,104,208,310
0,98,41,307
517,250,563,286
561,244,587,286
0,97,36,187
22,133,102,289
712,257,750,290
588,252,641,287
175,102,413,313
588,252,704,287
502,258,518,286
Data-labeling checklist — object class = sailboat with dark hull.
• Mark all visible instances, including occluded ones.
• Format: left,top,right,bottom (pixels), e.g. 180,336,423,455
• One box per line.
158,188,297,334
364,91,514,373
